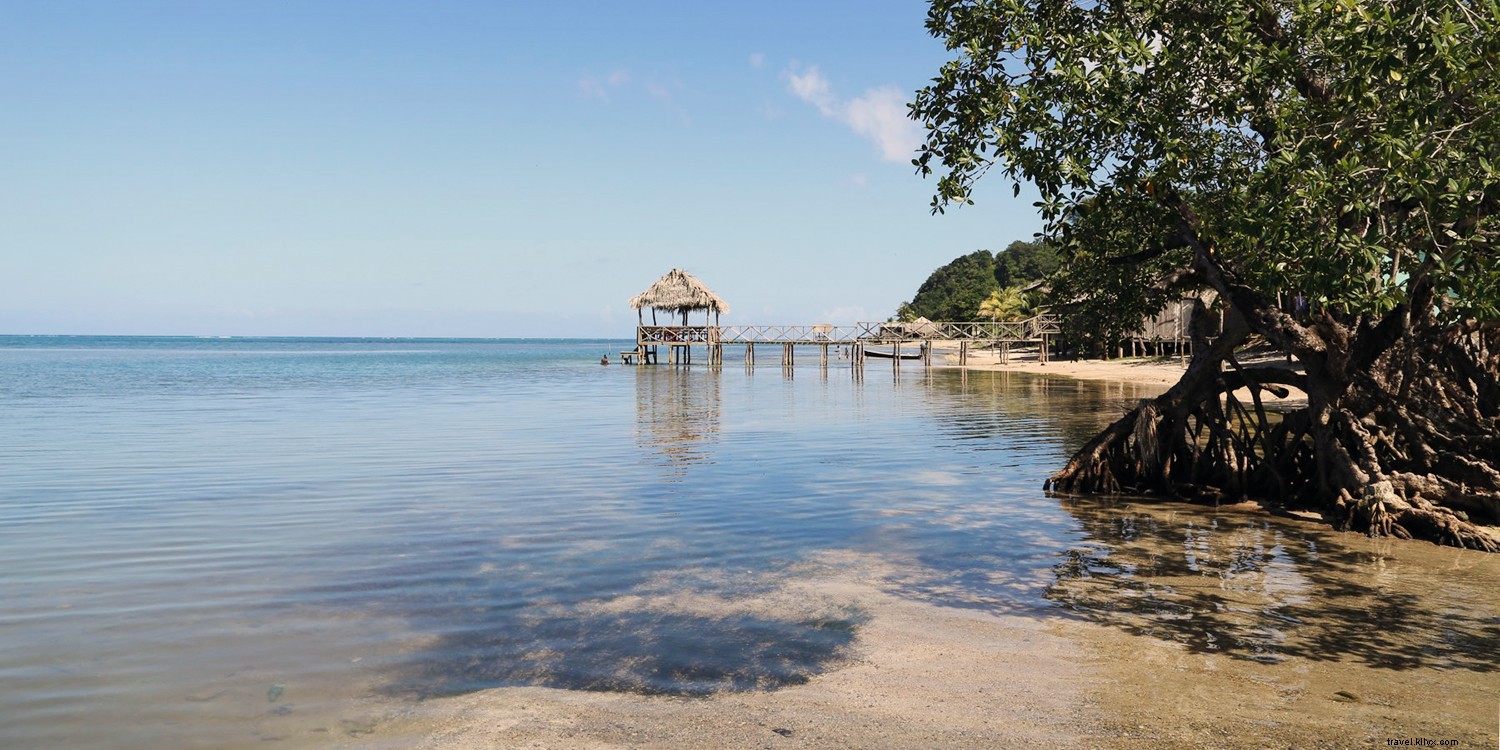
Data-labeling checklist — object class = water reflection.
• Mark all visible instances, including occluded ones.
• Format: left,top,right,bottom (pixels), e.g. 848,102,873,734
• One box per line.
1048,496,1500,672
923,369,1167,451
373,367,1500,706
822,368,1121,615
634,367,721,479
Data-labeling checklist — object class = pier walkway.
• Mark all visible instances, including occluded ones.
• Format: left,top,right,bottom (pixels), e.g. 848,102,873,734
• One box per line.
623,314,1066,368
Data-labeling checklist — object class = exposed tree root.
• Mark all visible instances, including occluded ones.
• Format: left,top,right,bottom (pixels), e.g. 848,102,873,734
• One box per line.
1047,317,1500,552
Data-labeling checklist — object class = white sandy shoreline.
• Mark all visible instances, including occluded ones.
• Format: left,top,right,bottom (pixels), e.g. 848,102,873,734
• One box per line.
946,346,1310,406
953,348,1187,386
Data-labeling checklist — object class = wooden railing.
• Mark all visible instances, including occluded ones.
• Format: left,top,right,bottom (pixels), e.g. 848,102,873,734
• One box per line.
931,315,1062,341
718,324,863,343
638,325,717,344
639,314,1062,346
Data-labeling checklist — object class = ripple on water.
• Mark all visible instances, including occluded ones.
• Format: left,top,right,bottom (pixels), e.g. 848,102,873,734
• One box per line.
2,342,1498,749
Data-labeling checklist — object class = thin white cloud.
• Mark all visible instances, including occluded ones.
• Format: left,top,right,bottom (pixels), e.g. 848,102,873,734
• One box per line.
785,64,921,163
641,78,691,125
844,87,921,162
579,76,609,100
749,52,765,68
579,69,687,123
786,65,837,116
578,68,633,101
644,81,672,101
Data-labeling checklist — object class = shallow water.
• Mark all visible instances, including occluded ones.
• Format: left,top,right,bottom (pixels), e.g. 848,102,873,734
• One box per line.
1,337,1495,748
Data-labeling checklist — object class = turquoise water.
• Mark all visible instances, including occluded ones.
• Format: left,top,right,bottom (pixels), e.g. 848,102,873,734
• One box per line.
2,337,1496,748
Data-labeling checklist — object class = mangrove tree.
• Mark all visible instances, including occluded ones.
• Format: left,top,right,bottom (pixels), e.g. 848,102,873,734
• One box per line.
912,0,1500,549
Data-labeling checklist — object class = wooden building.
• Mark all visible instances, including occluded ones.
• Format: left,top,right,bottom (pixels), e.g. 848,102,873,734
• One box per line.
627,269,730,365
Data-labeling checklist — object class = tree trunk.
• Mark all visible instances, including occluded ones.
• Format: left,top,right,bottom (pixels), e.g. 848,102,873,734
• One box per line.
1048,252,1499,551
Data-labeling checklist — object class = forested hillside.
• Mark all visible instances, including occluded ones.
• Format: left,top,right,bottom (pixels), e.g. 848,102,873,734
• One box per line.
899,241,1059,320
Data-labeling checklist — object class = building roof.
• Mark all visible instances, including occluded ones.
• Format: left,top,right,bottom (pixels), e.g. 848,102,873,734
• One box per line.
629,269,730,314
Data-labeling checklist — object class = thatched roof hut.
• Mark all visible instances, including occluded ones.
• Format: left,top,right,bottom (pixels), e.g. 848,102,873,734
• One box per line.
907,316,941,337
630,269,730,325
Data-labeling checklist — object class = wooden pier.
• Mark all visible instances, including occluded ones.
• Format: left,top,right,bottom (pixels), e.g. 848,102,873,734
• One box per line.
621,269,1200,371
623,315,1065,369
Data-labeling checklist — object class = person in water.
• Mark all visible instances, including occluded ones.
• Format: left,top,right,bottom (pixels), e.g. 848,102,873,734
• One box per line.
600,354,609,365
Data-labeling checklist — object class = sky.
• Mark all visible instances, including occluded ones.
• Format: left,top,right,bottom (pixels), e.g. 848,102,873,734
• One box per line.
1,1,1043,337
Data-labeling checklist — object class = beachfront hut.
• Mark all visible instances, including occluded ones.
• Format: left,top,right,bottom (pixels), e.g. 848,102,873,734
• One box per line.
629,268,730,326
907,316,941,338
628,269,731,365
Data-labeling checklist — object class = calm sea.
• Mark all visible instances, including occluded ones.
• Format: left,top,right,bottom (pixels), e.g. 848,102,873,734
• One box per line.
2,336,1496,748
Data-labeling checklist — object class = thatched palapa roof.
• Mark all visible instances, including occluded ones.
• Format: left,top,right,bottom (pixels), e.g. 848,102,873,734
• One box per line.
907,316,941,337
629,269,730,314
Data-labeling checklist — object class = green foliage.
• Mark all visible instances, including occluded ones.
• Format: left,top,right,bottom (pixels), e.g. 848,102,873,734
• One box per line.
903,241,1059,321
994,239,1061,288
1049,190,1191,352
907,249,1000,320
978,284,1043,321
912,0,1500,326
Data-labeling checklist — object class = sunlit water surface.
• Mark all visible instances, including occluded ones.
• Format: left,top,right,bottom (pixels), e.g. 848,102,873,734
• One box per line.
2,337,1496,748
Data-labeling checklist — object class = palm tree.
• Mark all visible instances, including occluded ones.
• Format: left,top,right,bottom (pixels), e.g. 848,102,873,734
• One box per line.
977,285,1039,321
977,289,1006,320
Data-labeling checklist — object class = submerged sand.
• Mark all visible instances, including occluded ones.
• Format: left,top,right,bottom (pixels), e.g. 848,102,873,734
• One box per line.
320,538,1499,750
375,553,1099,749
303,356,1495,749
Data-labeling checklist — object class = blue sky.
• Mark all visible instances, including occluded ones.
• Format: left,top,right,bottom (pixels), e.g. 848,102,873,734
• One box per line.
1,1,1041,337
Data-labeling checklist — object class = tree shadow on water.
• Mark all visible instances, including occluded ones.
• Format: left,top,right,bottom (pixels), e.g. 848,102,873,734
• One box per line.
306,539,866,700
385,608,862,699
1046,497,1500,672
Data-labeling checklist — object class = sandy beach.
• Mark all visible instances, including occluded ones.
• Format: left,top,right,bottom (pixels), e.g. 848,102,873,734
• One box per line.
952,347,1189,386
950,346,1310,407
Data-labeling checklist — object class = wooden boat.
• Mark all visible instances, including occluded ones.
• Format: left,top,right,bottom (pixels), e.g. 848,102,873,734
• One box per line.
863,346,924,360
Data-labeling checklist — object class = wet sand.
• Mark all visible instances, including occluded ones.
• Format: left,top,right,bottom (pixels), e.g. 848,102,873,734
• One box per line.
338,535,1499,750
376,553,1101,749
